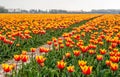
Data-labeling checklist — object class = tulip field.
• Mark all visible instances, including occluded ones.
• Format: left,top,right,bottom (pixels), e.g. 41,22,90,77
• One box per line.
1,14,120,77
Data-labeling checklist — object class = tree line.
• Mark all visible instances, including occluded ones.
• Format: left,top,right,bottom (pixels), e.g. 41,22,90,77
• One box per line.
0,6,120,14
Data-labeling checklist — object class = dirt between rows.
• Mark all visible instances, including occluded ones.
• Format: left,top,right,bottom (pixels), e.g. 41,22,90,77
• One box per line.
0,44,53,77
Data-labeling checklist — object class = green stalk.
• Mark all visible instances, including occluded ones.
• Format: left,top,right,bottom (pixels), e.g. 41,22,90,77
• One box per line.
22,62,24,76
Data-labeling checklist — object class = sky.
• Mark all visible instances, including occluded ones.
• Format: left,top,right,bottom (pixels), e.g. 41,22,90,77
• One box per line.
0,0,120,11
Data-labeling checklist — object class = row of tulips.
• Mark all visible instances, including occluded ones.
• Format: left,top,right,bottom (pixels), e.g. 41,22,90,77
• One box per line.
6,14,120,77
0,14,99,63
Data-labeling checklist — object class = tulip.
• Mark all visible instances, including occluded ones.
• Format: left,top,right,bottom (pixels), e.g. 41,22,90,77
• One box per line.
110,63,118,71
54,43,58,47
52,37,57,42
67,65,75,73
111,43,117,48
39,47,44,53
58,40,63,44
81,32,85,37
80,65,92,75
78,60,87,67
109,51,115,56
57,60,66,70
109,46,113,50
100,49,106,55
36,56,46,64
60,44,64,48
89,50,96,55
110,56,119,63
47,41,52,45
45,48,50,53
8,41,14,45
99,42,103,46
22,50,27,55
96,55,103,61
113,48,118,52
100,35,105,39
39,47,49,53
47,41,52,49
105,60,112,66
79,46,89,53
116,52,120,57
65,42,70,47
30,48,36,53
2,64,14,72
16,43,20,47
14,55,21,61
69,44,74,48
73,50,80,57
21,55,28,62
88,44,96,49
65,52,71,58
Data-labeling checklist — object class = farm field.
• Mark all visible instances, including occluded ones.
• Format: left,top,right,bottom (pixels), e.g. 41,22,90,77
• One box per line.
0,14,120,77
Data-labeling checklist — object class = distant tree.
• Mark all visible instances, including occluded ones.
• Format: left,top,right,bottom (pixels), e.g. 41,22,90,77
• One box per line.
49,9,68,13
21,10,28,13
29,9,38,13
0,6,8,13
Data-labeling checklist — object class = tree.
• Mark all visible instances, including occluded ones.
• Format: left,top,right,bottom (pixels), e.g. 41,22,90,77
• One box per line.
0,6,8,13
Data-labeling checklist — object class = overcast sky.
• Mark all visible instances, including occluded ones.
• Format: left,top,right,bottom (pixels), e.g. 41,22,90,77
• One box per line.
0,0,120,11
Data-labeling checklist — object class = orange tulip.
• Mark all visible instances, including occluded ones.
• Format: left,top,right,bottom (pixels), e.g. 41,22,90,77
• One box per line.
80,65,92,75
60,44,64,48
109,51,115,56
39,47,44,53
16,43,20,47
65,42,70,47
78,60,87,67
57,60,66,70
116,52,120,57
67,65,75,73
100,49,106,55
113,48,118,52
22,50,27,55
8,40,14,45
81,32,85,37
54,43,58,47
69,44,74,48
58,40,63,44
109,46,113,50
79,46,89,53
105,60,112,66
88,44,96,49
39,47,49,53
96,55,103,61
36,56,46,64
2,64,14,72
110,56,119,63
44,48,50,53
14,55,21,61
99,42,103,46
65,52,71,58
30,48,36,53
21,55,28,62
73,50,80,57
110,63,118,71
89,50,96,55
100,35,105,39
52,37,57,42
47,41,52,45
111,43,117,48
